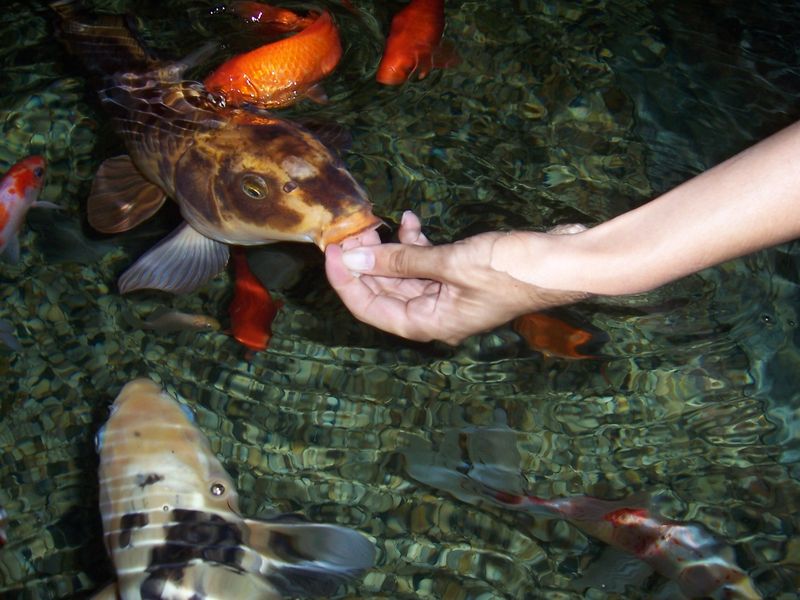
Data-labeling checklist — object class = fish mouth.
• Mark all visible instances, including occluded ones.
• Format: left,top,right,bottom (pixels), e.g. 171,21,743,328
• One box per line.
318,210,385,249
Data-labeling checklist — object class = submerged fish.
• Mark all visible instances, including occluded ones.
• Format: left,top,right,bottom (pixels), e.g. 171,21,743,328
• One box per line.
0,155,58,263
376,0,458,85
123,307,221,333
52,1,380,295
228,1,316,33
229,246,281,352
204,3,342,109
401,426,760,600
487,489,762,600
511,311,607,359
93,378,375,599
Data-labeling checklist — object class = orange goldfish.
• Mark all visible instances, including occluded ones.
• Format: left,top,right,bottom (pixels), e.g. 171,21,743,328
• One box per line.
512,311,606,359
0,156,58,263
489,489,762,600
376,0,458,85
229,246,281,352
228,1,316,33
204,3,342,109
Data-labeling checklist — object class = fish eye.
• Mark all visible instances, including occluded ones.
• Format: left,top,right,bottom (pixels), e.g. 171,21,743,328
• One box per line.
210,482,225,496
240,174,268,200
33,167,44,178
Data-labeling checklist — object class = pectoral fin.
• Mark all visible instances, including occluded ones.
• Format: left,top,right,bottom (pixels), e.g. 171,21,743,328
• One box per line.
242,517,375,597
118,222,229,294
88,155,166,234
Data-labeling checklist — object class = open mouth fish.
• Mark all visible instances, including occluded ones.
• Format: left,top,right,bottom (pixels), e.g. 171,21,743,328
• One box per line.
51,0,381,295
92,378,375,599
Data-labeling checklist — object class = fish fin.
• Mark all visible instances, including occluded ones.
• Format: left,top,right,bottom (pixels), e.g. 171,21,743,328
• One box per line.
243,517,375,596
31,201,62,210
1,234,20,264
88,582,119,600
294,118,352,155
164,42,219,81
118,222,229,294
51,1,160,78
304,83,329,105
570,546,654,593
87,155,167,234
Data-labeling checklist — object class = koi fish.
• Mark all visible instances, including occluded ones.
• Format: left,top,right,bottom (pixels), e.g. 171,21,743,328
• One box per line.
401,426,760,600
204,3,342,109
376,0,458,85
512,311,607,359
487,489,762,600
92,378,375,599
229,246,281,352
123,307,221,333
51,1,380,295
0,155,58,263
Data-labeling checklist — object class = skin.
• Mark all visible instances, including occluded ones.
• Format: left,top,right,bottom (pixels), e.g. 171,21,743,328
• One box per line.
326,119,800,345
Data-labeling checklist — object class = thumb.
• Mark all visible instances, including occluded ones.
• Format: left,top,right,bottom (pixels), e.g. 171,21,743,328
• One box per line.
341,242,444,279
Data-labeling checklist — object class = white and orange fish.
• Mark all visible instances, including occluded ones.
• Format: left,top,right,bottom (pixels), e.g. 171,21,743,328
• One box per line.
487,489,762,599
401,427,761,600
92,378,375,599
0,155,57,263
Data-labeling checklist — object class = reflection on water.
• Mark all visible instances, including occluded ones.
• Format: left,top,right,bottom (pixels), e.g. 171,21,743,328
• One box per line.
1,0,799,598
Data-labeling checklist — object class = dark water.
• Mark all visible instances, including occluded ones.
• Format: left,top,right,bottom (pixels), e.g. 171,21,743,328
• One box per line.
1,0,800,598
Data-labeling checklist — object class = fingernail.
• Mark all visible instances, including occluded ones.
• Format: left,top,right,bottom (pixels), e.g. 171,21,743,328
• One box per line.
342,248,374,271
401,210,412,226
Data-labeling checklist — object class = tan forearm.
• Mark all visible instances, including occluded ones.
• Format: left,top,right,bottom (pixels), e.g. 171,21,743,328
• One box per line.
503,120,800,296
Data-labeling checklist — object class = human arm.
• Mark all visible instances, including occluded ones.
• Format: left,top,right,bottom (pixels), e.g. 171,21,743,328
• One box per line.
325,119,800,344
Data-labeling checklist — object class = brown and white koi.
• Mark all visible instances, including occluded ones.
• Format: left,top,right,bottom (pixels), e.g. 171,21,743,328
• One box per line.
51,1,381,295
92,378,375,599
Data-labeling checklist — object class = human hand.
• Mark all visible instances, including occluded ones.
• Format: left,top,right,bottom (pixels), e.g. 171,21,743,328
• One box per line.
324,211,590,345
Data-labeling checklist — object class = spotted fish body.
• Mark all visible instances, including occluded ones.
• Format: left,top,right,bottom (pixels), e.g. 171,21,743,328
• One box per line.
93,379,375,599
0,156,55,263
52,1,381,294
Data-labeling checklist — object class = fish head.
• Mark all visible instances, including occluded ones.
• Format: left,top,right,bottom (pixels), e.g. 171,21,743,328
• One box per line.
4,155,46,206
97,378,240,519
173,115,382,249
376,50,418,85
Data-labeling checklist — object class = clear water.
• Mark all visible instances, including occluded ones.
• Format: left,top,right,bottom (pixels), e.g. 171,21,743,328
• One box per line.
1,0,800,598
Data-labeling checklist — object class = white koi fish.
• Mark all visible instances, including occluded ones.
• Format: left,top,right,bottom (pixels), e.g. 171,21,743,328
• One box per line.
92,378,375,599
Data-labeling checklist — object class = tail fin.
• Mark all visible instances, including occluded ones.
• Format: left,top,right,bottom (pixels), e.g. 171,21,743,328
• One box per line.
244,517,375,596
50,0,160,78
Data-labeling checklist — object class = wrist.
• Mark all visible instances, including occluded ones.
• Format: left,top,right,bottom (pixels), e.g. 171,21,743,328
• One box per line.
490,226,653,297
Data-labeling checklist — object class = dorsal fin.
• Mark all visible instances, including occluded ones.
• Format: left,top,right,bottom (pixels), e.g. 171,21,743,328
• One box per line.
51,0,161,78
